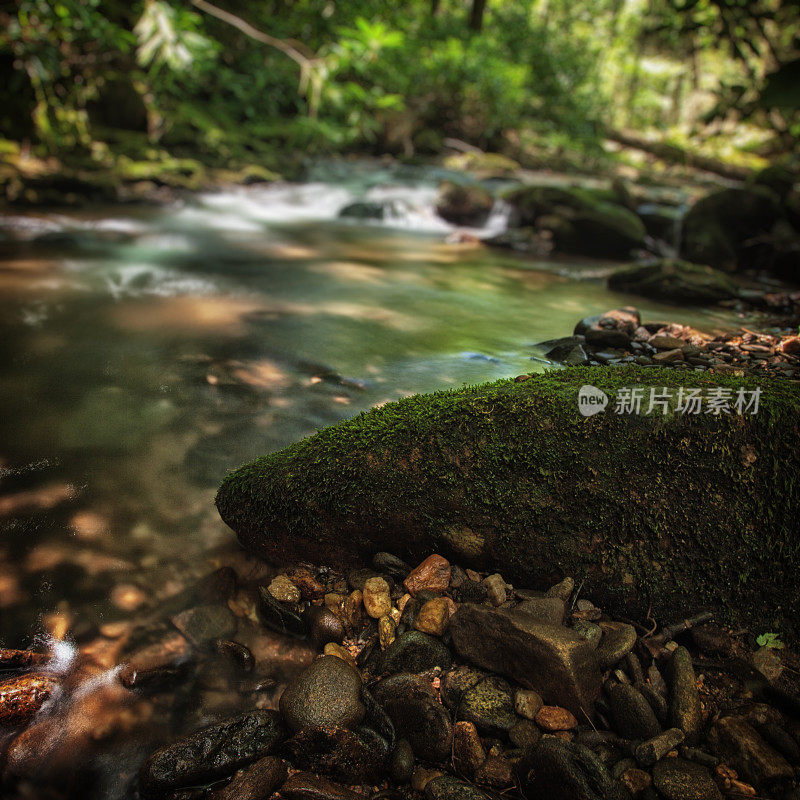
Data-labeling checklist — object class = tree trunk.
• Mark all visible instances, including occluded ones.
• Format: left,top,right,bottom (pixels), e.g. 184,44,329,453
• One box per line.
216,366,800,637
468,0,487,32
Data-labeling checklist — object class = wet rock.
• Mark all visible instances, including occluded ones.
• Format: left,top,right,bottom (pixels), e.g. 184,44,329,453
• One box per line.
449,603,601,717
536,336,586,363
436,181,494,227
139,709,286,796
339,201,393,221
208,755,287,800
666,646,702,743
635,727,685,766
171,604,236,647
651,758,722,800
363,577,392,619
572,620,603,648
516,597,566,626
373,552,411,580
414,598,453,636
323,643,358,669
379,630,453,674
304,606,346,649
595,622,638,669
0,673,58,727
514,687,543,720
287,566,326,600
441,664,486,710
390,738,415,783
453,720,487,777
509,718,541,749
425,775,492,800
373,673,453,761
608,260,738,305
751,646,784,682
279,656,365,733
404,555,451,596
681,186,782,271
280,772,365,800
585,326,632,349
505,184,646,259
517,738,618,800
482,573,507,606
546,576,575,602
257,586,305,638
268,575,301,603
0,648,51,670
535,705,578,731
458,676,517,736
475,755,514,788
708,715,793,785
211,639,255,672
607,683,662,740
379,615,397,648
413,766,445,792
283,724,387,781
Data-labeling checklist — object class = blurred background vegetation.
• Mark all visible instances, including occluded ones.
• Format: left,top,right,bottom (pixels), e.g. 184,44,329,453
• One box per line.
0,0,798,175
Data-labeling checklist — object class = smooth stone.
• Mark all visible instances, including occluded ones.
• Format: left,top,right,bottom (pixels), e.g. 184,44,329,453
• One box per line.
516,597,566,626
595,622,637,669
651,758,722,800
268,575,301,603
346,568,382,592
208,756,287,800
280,772,365,800
304,606,346,649
509,719,541,749
607,683,662,741
363,577,392,619
666,646,702,743
373,673,453,762
534,705,578,731
425,775,492,800
379,630,453,674
708,715,793,784
441,664,486,710
378,615,396,649
404,555,451,596
458,676,517,737
279,656,365,733
323,643,357,669
572,620,603,649
449,604,601,717
482,574,507,606
452,720,486,777
257,586,305,638
389,738,414,783
139,710,286,795
546,577,575,602
283,725,387,782
517,738,618,800
475,755,514,788
414,598,452,636
514,688,543,720
372,552,411,579
635,727,685,766
171,604,236,647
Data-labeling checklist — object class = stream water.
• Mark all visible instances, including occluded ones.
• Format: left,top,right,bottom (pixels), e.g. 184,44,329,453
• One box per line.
0,162,740,795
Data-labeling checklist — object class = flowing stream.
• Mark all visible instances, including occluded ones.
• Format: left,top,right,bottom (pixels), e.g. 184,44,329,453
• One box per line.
0,162,740,794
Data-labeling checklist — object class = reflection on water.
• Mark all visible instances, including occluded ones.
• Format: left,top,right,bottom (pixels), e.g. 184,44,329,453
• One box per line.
0,170,739,796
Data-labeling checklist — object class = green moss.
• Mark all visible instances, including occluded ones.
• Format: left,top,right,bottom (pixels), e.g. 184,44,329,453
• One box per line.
216,366,800,635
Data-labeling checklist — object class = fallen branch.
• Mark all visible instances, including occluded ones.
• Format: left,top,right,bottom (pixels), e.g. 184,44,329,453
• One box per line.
604,127,753,182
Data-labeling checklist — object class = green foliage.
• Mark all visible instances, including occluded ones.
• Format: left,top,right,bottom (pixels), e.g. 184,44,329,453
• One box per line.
756,632,785,649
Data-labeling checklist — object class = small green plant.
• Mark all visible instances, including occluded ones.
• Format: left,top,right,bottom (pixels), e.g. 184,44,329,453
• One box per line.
756,632,785,649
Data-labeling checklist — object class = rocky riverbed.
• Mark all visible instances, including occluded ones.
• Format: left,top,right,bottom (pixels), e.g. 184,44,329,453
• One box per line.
2,549,799,800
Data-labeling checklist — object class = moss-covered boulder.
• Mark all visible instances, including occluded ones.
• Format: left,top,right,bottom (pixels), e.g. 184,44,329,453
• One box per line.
216,367,800,634
435,181,494,226
680,186,783,271
608,259,739,305
503,186,647,259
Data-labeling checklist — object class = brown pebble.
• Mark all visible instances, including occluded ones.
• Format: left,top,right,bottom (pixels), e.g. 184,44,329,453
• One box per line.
0,674,58,726
475,755,514,788
209,755,287,800
452,720,486,778
0,649,50,670
404,554,451,596
414,598,453,636
535,705,578,731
